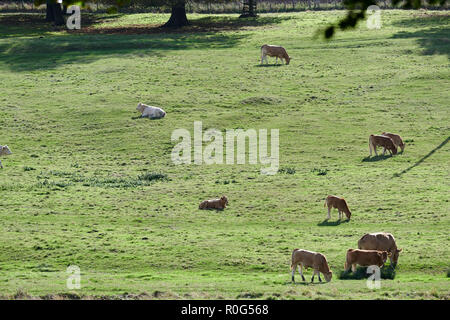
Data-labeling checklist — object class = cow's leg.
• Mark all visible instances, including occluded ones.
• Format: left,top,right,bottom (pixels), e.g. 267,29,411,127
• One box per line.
299,264,306,282
291,263,296,283
311,270,315,283
382,147,386,155
344,261,350,272
327,206,331,220
374,145,378,156
352,264,357,272
318,271,322,283
0,159,2,169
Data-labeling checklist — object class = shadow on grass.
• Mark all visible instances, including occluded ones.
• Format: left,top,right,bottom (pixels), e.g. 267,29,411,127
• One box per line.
0,31,249,72
0,13,293,72
317,219,349,226
362,154,393,162
338,265,396,280
290,280,328,286
255,64,283,67
391,13,450,29
131,116,165,120
391,21,450,57
394,136,449,177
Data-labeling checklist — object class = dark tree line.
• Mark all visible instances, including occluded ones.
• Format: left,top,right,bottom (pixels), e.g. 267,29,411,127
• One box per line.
29,0,449,35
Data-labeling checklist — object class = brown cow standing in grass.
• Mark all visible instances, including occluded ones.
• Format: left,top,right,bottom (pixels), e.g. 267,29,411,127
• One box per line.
324,195,352,220
260,44,291,65
344,249,390,272
358,232,402,267
381,132,405,153
199,196,228,210
291,249,333,283
369,134,398,156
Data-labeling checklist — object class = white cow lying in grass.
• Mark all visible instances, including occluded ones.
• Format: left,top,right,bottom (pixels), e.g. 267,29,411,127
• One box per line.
136,103,166,119
0,145,12,169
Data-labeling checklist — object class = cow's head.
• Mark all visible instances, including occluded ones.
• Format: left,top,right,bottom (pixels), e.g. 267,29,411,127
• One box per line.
344,210,351,220
136,103,145,113
221,196,228,207
380,251,389,264
391,248,402,267
1,145,12,156
324,270,332,282
285,56,291,65
391,145,398,155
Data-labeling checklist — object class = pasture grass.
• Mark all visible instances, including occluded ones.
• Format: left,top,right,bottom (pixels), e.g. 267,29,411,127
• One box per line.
0,10,449,299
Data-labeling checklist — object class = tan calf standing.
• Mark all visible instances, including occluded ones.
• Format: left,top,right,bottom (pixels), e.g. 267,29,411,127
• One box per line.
260,44,291,65
324,195,352,220
199,196,228,210
369,134,398,156
381,132,405,153
290,249,333,283
344,249,390,272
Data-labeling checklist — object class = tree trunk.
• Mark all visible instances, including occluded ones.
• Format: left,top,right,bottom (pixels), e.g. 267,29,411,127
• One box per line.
46,1,64,26
163,1,189,28
52,2,65,26
46,0,55,21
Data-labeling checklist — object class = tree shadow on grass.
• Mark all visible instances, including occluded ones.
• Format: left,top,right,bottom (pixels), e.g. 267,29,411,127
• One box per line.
0,13,293,72
0,31,249,72
391,25,450,57
394,136,449,178
317,219,349,227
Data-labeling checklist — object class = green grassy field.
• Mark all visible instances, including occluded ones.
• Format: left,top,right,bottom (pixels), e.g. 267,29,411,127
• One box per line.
0,10,449,300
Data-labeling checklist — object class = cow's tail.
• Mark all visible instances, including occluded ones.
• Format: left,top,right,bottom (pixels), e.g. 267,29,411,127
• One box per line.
324,197,328,207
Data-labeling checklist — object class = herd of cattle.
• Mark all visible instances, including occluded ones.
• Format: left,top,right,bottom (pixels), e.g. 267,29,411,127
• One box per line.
0,44,408,284
291,232,402,283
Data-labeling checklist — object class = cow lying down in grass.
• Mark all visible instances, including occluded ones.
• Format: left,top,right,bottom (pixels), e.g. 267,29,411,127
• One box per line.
199,196,228,210
0,145,12,169
136,103,166,119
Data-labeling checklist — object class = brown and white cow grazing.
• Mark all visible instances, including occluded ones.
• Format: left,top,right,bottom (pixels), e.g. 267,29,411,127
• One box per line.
291,249,332,283
344,249,390,272
369,134,398,156
0,145,12,169
381,132,405,153
358,232,402,267
199,196,228,210
324,195,351,220
260,44,291,65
